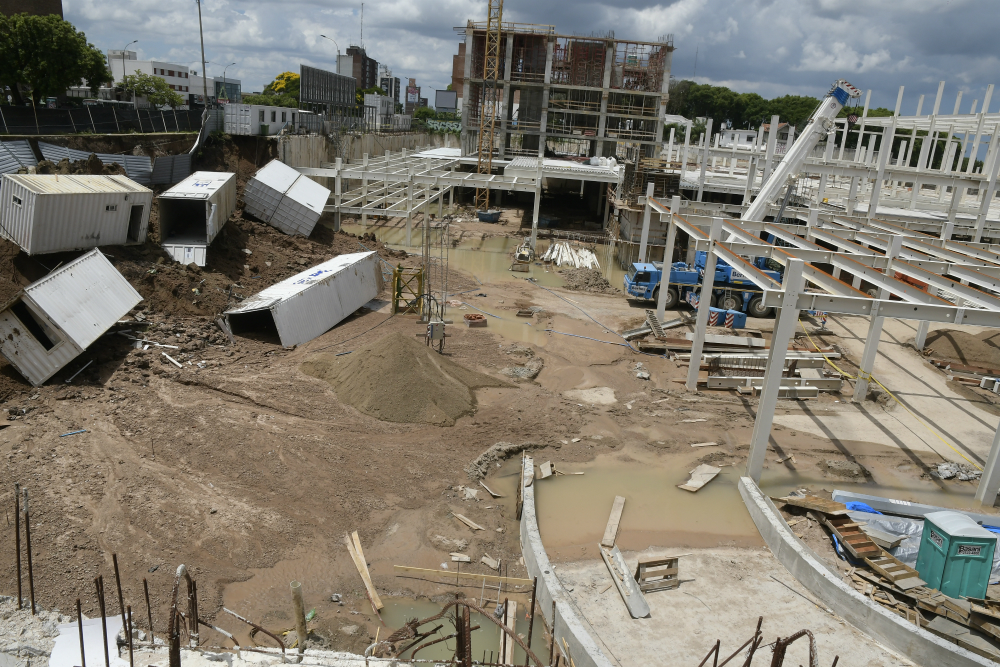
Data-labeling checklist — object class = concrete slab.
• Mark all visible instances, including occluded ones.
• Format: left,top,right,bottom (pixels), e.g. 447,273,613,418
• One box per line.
555,546,915,667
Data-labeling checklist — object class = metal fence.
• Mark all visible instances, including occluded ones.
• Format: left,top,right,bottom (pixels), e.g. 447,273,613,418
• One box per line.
0,106,204,135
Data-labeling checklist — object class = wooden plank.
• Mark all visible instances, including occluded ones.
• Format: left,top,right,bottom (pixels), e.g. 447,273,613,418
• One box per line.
346,532,384,610
479,480,502,498
481,555,499,570
818,514,882,559
773,495,849,516
539,461,553,479
451,553,471,563
452,513,485,531
601,496,626,548
500,600,517,664
393,565,533,586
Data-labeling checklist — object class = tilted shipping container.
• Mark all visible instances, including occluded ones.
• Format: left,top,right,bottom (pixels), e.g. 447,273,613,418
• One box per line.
158,171,237,267
242,159,330,236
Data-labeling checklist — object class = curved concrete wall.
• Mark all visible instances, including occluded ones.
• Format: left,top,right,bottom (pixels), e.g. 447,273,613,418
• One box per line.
520,456,615,667
739,476,995,667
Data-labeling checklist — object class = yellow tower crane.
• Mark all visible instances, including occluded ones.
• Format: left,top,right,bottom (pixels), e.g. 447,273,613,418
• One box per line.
475,0,503,213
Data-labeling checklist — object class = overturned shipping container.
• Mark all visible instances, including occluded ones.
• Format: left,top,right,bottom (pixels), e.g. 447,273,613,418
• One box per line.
0,249,142,386
0,174,153,254
158,171,237,267
242,160,330,236
224,251,383,348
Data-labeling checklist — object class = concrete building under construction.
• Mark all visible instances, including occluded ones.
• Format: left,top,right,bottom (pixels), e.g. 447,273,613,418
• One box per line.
457,24,674,161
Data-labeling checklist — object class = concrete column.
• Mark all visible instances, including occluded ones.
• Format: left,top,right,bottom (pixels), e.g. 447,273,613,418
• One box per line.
530,158,542,248
852,236,903,402
654,44,672,149
656,195,681,322
459,25,474,156
914,321,930,351
976,424,1000,506
638,182,654,261
746,259,805,482
666,127,675,162
538,37,554,158
686,217,723,392
697,118,713,202
595,42,615,158
728,131,738,176
762,115,779,183
405,169,414,247
497,33,515,159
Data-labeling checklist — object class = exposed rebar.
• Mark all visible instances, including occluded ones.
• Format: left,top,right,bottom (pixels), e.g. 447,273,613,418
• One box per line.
14,484,21,611
112,554,127,639
95,576,109,667
22,488,35,615
76,598,86,667
143,578,154,642
290,580,308,653
523,577,538,667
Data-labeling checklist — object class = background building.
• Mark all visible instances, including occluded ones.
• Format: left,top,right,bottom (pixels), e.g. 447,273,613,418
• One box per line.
187,73,242,107
405,78,424,115
451,42,465,111
378,64,400,110
300,64,356,117
107,50,213,107
338,45,378,90
0,0,62,16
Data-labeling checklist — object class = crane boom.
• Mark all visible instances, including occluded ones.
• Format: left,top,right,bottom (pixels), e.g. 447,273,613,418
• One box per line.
742,79,861,221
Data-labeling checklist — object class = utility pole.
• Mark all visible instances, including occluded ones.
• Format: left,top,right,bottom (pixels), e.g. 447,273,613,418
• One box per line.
197,0,209,107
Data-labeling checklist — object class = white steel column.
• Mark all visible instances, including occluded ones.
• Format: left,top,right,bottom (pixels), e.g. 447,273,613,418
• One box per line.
976,423,1000,506
638,182,654,262
686,217,723,392
680,122,692,179
656,195,680,322
666,127,675,162
762,115,779,183
697,118,713,201
973,124,1000,242
746,259,805,482
334,157,343,232
852,236,903,402
530,158,542,249
361,153,369,228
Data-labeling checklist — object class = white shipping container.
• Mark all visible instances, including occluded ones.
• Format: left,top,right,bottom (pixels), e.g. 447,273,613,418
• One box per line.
158,171,237,267
243,159,330,236
0,174,153,255
0,249,142,385
225,251,383,348
225,104,314,136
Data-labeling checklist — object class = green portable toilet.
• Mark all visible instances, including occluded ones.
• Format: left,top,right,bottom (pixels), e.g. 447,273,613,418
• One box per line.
915,511,996,599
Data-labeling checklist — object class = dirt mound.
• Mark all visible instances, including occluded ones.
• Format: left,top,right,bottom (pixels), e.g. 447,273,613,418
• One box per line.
924,329,1000,368
34,154,127,176
560,268,620,294
301,331,510,425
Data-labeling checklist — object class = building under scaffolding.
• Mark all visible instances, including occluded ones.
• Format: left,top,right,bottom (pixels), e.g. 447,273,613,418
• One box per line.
457,24,674,163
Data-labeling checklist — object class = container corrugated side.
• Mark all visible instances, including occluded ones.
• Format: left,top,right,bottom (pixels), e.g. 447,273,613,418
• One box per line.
26,249,141,348
269,253,382,347
0,176,37,251
243,178,281,224
0,303,84,386
272,194,321,236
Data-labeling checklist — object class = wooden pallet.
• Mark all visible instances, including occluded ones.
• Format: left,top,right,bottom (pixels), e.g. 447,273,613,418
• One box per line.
818,514,882,559
775,494,850,516
865,552,926,591
633,556,679,593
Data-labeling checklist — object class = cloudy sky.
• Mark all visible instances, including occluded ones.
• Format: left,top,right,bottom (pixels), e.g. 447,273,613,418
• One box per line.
66,0,999,113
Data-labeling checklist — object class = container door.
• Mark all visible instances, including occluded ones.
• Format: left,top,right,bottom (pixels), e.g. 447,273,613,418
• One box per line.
127,205,145,242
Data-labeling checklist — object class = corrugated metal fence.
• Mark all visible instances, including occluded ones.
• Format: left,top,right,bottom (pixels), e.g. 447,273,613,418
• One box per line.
0,106,204,135
0,140,38,174
37,142,153,185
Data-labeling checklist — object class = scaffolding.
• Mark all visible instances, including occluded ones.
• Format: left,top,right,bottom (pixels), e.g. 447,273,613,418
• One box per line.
475,0,504,212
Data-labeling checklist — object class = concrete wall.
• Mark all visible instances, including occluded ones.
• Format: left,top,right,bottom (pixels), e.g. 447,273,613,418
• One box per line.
738,476,996,667
520,456,615,667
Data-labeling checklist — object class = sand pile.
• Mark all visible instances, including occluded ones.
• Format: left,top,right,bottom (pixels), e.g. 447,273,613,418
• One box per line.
924,329,1000,368
301,331,510,425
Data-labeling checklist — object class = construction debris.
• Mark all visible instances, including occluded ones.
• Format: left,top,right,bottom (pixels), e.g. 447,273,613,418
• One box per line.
345,531,383,612
601,496,626,548
452,513,485,531
678,465,722,493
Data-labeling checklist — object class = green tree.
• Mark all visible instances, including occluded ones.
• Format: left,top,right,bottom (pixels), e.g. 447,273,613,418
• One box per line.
119,72,184,109
413,106,435,120
264,72,300,100
0,13,110,105
242,92,298,107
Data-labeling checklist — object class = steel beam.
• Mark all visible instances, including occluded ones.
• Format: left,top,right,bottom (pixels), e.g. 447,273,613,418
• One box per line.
686,217,723,392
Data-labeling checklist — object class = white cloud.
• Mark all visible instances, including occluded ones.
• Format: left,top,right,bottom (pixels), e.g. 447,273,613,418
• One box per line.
710,17,738,43
793,42,893,73
736,50,746,59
